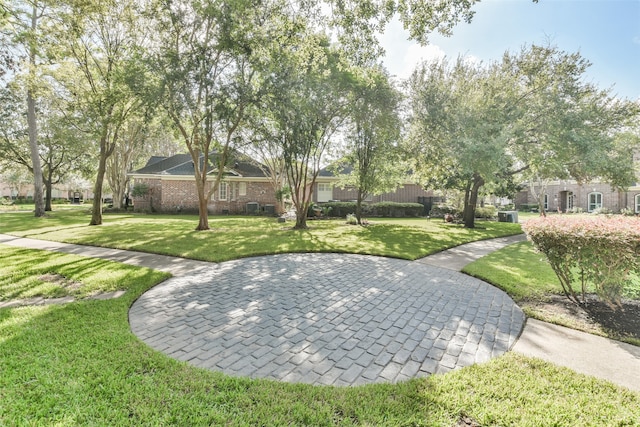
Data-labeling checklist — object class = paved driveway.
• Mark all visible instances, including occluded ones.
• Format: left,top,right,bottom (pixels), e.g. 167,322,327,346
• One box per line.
130,253,524,386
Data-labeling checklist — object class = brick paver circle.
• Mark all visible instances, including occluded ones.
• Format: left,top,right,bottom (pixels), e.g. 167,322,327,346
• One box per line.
129,253,524,386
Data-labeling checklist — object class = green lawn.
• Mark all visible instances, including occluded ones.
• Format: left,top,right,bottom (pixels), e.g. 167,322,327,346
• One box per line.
463,241,640,344
0,211,523,262
1,246,638,425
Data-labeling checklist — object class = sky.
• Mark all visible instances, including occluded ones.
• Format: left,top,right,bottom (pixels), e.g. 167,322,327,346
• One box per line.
379,0,640,100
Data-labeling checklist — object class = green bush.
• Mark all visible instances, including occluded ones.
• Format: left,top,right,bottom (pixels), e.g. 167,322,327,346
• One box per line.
523,216,640,308
368,202,424,217
319,201,424,218
320,201,357,217
475,205,497,219
518,203,539,212
428,205,460,218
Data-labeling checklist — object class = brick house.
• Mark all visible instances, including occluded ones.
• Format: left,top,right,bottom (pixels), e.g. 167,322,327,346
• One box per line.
129,152,276,214
515,152,640,213
314,165,438,213
130,152,440,215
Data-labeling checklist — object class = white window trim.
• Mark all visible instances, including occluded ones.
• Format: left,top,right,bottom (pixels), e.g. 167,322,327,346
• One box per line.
543,194,548,211
588,192,603,212
317,183,332,202
635,194,640,213
219,182,228,201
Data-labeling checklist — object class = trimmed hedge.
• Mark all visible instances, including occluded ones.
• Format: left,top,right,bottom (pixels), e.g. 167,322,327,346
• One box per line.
319,201,424,218
475,206,497,219
523,216,640,308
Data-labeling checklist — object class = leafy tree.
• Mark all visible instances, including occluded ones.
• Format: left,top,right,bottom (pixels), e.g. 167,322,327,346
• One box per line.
334,66,403,225
406,57,516,228
143,0,275,230
55,0,143,225
0,83,92,210
406,44,640,228
264,34,354,229
2,0,61,216
504,44,640,213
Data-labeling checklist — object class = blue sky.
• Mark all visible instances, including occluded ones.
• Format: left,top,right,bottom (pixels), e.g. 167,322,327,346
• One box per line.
380,0,640,100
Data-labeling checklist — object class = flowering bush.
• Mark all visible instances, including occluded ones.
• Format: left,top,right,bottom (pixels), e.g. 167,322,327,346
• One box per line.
523,216,640,308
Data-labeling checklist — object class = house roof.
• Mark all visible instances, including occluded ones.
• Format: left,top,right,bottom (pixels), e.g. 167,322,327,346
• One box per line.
131,151,269,178
318,163,353,177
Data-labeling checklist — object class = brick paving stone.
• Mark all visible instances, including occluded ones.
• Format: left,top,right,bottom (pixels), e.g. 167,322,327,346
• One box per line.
129,252,524,386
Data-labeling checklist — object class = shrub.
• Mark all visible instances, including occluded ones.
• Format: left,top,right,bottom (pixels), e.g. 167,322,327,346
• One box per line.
345,214,358,225
429,204,460,218
523,216,640,308
320,201,423,218
368,202,423,217
475,205,497,219
518,203,539,212
321,202,357,217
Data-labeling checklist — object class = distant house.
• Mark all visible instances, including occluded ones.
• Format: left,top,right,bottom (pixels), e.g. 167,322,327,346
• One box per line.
515,152,640,213
129,153,441,215
515,180,640,213
128,152,276,214
315,165,439,214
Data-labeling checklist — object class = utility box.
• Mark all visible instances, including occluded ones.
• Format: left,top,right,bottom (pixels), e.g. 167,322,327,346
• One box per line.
246,202,259,214
263,204,275,215
498,211,519,223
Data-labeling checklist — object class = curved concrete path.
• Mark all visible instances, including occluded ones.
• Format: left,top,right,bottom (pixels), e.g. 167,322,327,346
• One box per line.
1,232,639,391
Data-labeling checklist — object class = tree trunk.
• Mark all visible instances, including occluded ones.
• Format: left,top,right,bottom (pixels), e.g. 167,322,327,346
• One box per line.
90,152,108,225
463,174,485,229
44,175,53,212
196,195,210,230
26,5,44,217
27,91,45,217
293,202,308,229
195,177,210,231
355,192,363,225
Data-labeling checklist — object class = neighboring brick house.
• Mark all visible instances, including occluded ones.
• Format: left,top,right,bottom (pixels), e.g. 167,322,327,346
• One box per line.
129,152,276,214
315,165,438,212
515,152,640,213
129,153,440,215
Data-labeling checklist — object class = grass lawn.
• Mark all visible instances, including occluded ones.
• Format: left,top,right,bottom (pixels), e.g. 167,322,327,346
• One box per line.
463,241,640,344
0,211,523,262
1,247,638,425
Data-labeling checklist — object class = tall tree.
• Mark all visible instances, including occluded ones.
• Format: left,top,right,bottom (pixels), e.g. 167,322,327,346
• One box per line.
2,0,58,216
335,65,403,225
406,45,640,228
55,0,143,225
144,0,285,230
265,34,354,229
406,57,515,228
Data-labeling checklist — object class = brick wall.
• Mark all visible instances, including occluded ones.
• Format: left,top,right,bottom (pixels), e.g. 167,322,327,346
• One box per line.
132,178,277,214
517,182,630,213
327,183,433,203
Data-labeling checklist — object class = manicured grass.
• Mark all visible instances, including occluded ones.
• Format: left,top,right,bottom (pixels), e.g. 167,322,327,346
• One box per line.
1,247,638,425
0,245,170,301
463,241,640,344
462,241,561,302
463,241,640,301
0,211,523,262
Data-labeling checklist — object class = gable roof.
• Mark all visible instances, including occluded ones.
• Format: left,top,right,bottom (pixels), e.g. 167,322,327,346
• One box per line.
131,151,269,178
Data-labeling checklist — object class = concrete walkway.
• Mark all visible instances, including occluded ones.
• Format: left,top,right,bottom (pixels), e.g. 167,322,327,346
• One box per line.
1,232,639,391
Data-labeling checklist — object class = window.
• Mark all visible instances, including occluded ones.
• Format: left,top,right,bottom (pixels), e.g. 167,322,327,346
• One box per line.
635,194,640,213
588,192,602,212
219,182,228,201
543,194,548,211
238,182,247,197
317,183,332,202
